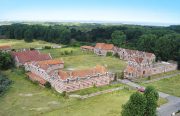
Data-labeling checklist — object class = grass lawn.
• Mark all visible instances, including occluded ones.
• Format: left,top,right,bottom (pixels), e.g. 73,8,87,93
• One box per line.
0,69,134,116
41,48,126,73
142,75,180,97
70,83,126,95
134,70,180,83
158,98,168,107
0,39,59,49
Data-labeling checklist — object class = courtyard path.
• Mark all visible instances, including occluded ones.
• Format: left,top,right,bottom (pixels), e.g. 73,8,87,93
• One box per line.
118,79,180,116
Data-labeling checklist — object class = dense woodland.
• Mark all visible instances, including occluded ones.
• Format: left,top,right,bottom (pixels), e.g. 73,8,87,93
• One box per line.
0,24,180,66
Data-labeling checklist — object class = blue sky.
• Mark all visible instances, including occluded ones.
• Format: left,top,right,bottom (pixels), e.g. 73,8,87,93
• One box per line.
0,0,180,24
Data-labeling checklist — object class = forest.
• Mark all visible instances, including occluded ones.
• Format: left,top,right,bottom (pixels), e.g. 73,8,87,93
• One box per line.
0,23,180,65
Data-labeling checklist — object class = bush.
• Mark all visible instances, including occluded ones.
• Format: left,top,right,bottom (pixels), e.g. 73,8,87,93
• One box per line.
106,52,113,56
30,47,35,50
121,86,159,116
115,72,124,79
121,92,147,116
44,82,51,88
114,53,119,58
64,50,69,55
44,46,51,49
0,52,14,70
0,74,12,96
62,91,69,98
147,76,151,80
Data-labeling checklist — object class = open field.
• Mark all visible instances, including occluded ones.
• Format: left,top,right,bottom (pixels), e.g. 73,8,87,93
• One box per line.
142,74,180,97
0,69,134,116
0,39,59,49
41,48,126,73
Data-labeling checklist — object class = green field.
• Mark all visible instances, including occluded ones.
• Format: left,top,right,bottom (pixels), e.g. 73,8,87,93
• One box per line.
41,48,126,73
135,70,180,83
0,39,59,49
142,75,180,97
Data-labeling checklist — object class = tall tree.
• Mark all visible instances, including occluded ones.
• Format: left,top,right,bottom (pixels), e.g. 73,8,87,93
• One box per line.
137,34,157,53
144,86,159,116
121,92,147,116
111,30,126,47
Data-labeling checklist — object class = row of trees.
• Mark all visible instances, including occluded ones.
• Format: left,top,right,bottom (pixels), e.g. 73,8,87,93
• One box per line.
0,24,180,63
121,86,159,116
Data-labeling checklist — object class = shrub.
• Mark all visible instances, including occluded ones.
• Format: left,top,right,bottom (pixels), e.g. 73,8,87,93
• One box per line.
62,91,69,98
121,92,147,116
30,47,35,50
0,52,14,70
64,50,69,55
106,52,113,56
147,76,151,80
0,74,12,96
114,53,119,58
44,46,51,49
44,82,51,88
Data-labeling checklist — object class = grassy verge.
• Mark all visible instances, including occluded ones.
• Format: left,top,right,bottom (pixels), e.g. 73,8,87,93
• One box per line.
142,75,180,97
158,98,168,107
134,70,180,83
70,83,126,95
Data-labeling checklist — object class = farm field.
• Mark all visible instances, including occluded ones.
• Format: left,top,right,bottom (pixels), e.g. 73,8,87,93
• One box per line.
0,39,59,49
142,75,180,97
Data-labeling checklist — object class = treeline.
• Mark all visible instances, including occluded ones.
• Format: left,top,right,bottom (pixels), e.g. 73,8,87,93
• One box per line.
0,24,180,63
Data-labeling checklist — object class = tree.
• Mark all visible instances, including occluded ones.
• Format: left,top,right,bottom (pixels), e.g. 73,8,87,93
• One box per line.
121,92,147,116
24,28,33,42
137,34,157,53
0,52,14,70
144,86,159,116
111,30,126,47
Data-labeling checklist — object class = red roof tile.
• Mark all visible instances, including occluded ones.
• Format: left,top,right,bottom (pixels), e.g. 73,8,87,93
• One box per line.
11,50,51,64
81,46,94,50
0,45,11,50
26,72,47,85
95,43,114,50
58,65,107,80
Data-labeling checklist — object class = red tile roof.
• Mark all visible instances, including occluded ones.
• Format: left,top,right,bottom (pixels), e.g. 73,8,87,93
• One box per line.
95,43,114,50
0,45,11,50
126,66,135,73
37,59,64,65
11,50,51,64
134,57,144,64
58,70,69,80
26,72,47,85
58,65,107,80
37,59,64,70
81,46,94,50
